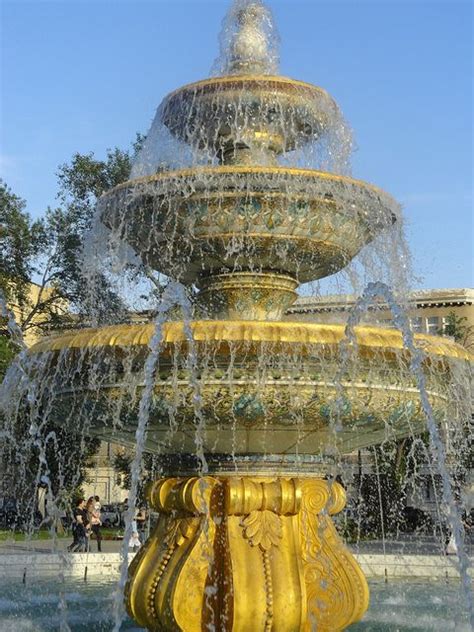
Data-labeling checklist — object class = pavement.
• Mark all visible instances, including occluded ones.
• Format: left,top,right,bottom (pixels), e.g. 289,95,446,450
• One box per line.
1,533,472,556
0,536,123,554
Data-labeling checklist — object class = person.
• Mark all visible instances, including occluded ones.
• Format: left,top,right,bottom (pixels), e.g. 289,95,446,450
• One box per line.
129,520,141,552
87,496,102,552
446,530,457,555
135,506,147,542
68,498,89,553
446,512,472,555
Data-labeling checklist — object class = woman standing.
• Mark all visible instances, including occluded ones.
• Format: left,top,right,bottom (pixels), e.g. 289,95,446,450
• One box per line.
86,497,102,552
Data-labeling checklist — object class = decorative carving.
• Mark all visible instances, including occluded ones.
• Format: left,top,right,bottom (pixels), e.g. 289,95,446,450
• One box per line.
262,549,274,632
241,509,282,550
125,475,368,631
30,319,459,456
100,166,395,284
196,271,298,321
299,479,369,632
146,545,175,621
163,516,195,548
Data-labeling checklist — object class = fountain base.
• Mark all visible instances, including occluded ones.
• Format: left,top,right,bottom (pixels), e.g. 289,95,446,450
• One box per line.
126,475,369,631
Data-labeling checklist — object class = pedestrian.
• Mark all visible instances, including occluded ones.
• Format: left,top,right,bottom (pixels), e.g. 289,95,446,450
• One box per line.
86,497,102,552
445,528,457,554
129,520,141,553
67,498,89,553
135,506,147,542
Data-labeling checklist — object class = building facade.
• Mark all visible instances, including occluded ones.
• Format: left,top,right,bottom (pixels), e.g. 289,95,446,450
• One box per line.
82,442,129,505
286,288,474,344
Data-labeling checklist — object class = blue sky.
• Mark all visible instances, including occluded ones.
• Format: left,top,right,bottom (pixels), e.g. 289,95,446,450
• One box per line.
1,0,472,290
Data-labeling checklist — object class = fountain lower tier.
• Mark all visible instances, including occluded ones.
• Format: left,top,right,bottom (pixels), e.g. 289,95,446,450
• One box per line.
126,475,369,632
29,320,470,457
28,320,470,631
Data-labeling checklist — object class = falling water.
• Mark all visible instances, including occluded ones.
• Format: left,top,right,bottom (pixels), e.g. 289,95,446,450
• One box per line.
0,0,472,630
344,281,473,628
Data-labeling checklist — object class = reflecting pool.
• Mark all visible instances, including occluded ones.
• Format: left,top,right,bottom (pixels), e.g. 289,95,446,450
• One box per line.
0,578,470,631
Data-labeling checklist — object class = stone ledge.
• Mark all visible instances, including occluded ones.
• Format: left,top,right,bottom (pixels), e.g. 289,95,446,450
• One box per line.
0,552,471,580
356,554,471,578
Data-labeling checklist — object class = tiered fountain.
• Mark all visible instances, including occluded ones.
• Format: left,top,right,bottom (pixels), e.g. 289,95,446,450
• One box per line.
24,1,471,630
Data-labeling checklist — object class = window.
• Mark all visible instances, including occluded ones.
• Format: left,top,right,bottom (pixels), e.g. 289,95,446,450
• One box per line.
426,316,439,335
410,317,423,333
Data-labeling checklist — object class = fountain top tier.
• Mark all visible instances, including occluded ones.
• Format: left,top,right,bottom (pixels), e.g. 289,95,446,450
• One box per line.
99,0,400,320
214,0,280,76
160,1,338,166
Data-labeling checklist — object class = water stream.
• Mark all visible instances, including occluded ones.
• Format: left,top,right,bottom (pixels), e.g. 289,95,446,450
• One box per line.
0,1,472,630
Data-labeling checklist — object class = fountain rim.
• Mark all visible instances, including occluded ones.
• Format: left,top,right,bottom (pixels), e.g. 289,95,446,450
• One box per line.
161,73,334,101
100,165,395,202
28,320,472,361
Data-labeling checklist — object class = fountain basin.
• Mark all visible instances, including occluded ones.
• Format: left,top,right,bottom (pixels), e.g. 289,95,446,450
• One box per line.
99,166,398,283
29,321,470,457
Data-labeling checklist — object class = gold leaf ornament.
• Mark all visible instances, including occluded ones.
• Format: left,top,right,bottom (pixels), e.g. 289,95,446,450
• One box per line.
164,517,195,547
241,509,282,550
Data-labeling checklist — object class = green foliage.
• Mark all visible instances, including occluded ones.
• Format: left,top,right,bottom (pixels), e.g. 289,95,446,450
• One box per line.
113,450,156,505
0,138,148,341
0,336,17,380
0,137,145,512
57,148,133,208
0,181,42,308
439,311,474,349
1,388,102,524
114,451,134,490
352,438,434,538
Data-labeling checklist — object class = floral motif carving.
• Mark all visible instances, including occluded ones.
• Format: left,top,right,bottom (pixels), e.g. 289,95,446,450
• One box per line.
299,479,369,632
241,509,282,550
164,516,196,547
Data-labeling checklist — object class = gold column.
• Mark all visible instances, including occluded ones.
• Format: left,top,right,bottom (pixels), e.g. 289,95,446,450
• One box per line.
126,476,369,631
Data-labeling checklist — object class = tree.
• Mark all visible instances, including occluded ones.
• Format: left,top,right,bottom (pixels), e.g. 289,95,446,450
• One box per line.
0,335,16,381
113,449,156,506
0,137,150,343
439,311,474,350
0,137,147,526
0,181,40,308
349,437,435,539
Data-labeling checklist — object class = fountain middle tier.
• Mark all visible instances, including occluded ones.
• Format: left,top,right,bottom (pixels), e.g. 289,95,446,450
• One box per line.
29,320,469,459
99,166,398,287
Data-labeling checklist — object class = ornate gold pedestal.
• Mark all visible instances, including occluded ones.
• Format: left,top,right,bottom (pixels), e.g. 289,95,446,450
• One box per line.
126,476,369,631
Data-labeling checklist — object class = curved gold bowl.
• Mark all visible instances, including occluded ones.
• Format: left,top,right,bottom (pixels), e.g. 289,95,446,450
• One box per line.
160,75,339,154
99,166,398,283
30,320,470,359
29,321,470,457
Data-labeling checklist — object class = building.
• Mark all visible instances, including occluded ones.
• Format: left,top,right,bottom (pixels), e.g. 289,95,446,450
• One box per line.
82,442,128,505
286,288,474,345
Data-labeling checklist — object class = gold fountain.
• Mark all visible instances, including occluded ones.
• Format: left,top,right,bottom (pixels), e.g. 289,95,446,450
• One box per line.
29,2,471,630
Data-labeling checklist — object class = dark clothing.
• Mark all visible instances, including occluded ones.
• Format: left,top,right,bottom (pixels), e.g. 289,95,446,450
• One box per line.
75,508,89,525
135,509,147,540
91,523,102,552
68,508,89,552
